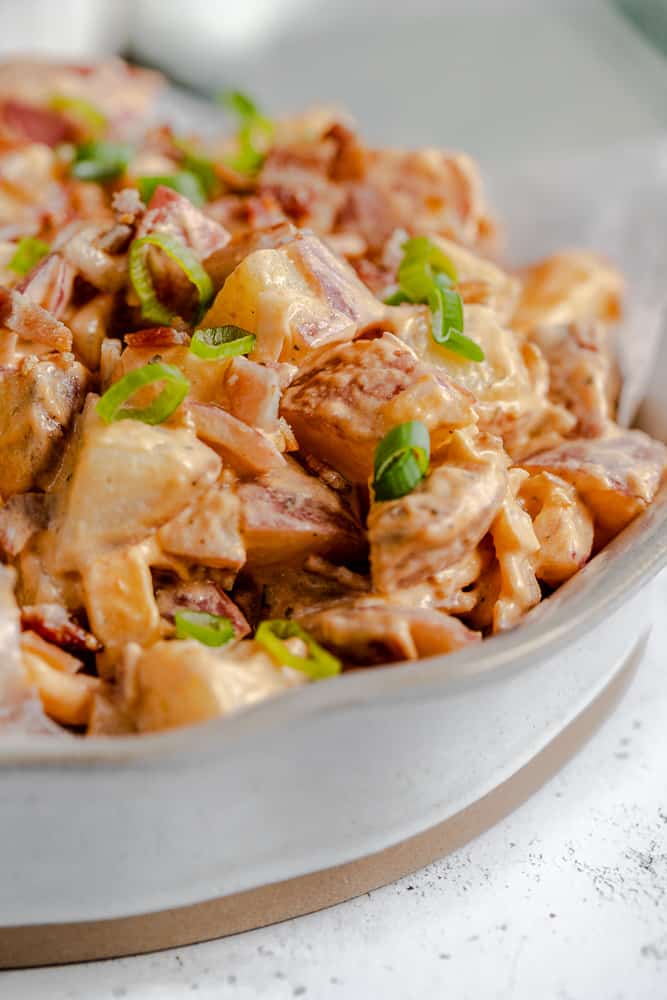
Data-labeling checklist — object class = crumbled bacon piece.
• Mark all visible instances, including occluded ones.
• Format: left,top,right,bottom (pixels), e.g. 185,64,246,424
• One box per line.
20,604,102,652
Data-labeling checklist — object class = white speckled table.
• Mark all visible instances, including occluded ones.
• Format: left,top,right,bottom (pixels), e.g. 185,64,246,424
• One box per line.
5,570,667,1000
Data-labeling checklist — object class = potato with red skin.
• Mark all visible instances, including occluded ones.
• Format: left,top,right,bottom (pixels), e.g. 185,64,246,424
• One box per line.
298,598,480,666
282,332,476,484
201,231,384,364
368,429,507,591
0,355,88,498
523,430,667,545
237,457,364,567
512,250,623,333
519,471,594,586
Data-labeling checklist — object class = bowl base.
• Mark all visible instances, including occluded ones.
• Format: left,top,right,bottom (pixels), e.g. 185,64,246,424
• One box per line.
0,632,646,969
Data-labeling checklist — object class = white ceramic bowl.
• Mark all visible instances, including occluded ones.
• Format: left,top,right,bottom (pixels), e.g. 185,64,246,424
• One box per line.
1,106,667,948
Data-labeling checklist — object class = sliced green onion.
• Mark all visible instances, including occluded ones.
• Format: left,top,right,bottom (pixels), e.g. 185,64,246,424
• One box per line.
129,232,214,325
225,126,265,175
401,236,458,284
50,94,107,135
190,325,256,360
372,421,430,501
389,235,484,363
221,90,262,121
428,285,484,362
137,171,206,207
8,237,50,275
397,255,435,302
71,140,132,181
96,361,189,425
255,620,341,680
173,138,219,198
219,88,273,175
174,610,234,647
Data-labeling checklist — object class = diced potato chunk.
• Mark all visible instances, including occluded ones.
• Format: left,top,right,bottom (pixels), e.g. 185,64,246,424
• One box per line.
132,639,306,731
238,457,363,566
201,231,384,363
519,471,594,585
488,470,541,632
512,250,623,333
54,403,221,571
21,641,99,727
393,304,574,460
432,236,519,322
281,332,475,483
158,472,245,571
523,429,667,544
82,545,161,652
368,429,507,591
0,355,88,498
299,598,480,665
529,322,618,437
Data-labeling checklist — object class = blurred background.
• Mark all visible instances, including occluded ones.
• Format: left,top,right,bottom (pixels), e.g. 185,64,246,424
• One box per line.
0,0,665,161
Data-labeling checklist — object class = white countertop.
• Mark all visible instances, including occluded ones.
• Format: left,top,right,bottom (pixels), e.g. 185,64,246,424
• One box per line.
5,570,667,1000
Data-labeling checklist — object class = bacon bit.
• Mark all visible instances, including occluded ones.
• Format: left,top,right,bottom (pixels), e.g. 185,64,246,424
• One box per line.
155,580,250,638
300,452,349,493
112,187,144,226
1,100,74,146
137,185,230,260
324,122,366,181
21,604,102,653
18,253,76,319
124,326,190,348
352,257,393,296
188,400,287,476
244,193,287,230
97,223,133,254
0,285,72,351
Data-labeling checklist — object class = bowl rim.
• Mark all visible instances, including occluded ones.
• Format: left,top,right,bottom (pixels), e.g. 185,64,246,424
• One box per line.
2,485,666,768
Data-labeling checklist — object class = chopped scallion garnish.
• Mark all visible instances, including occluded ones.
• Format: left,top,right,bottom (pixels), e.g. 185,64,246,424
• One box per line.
137,171,206,207
174,610,234,647
96,361,189,425
219,88,273,175
128,232,214,325
189,325,256,360
70,140,133,182
372,420,430,501
8,237,50,275
385,236,484,362
255,620,341,680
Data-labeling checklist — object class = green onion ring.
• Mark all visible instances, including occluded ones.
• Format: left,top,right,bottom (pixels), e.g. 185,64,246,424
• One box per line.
255,620,341,680
189,325,256,360
428,286,484,362
96,361,190,425
401,236,458,284
8,237,50,275
128,232,214,325
174,610,235,647
372,421,430,501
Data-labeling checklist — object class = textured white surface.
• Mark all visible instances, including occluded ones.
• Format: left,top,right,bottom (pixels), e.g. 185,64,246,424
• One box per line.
5,570,667,999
